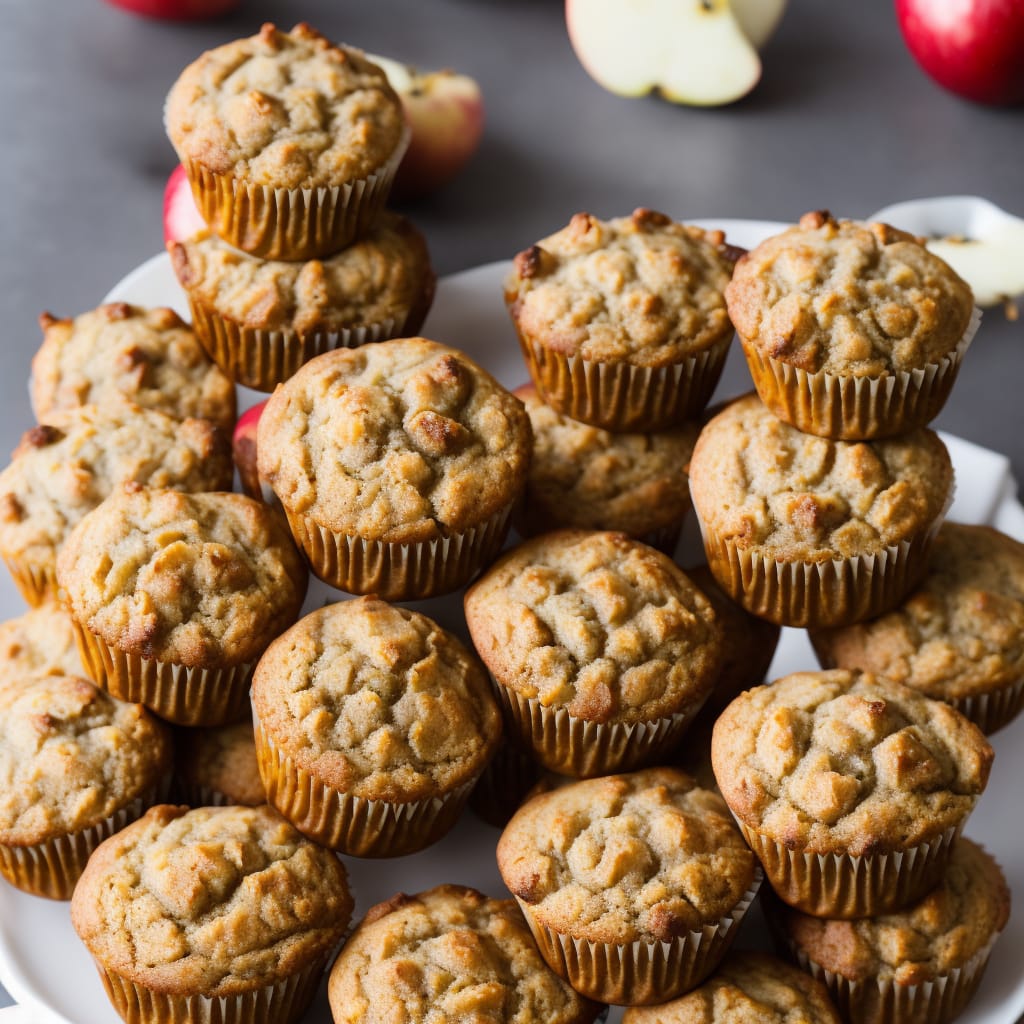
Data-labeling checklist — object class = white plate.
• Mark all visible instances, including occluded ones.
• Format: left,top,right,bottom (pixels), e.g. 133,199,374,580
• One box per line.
1,220,1022,1024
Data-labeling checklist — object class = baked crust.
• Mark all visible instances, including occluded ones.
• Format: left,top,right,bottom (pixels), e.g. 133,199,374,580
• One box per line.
0,605,82,704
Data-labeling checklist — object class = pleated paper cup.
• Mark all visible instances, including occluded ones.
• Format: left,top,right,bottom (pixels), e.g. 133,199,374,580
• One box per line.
282,503,513,602
947,678,1024,736
740,308,980,441
254,716,474,858
1,555,55,607
739,820,963,919
181,127,409,262
517,332,730,433
468,739,542,829
515,868,762,1005
72,620,253,727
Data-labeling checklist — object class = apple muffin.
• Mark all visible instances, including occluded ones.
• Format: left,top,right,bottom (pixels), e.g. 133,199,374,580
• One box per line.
687,394,953,628
711,669,993,918
30,302,235,430
727,210,978,439
165,23,408,259
505,209,738,431
175,717,265,808
0,604,82,705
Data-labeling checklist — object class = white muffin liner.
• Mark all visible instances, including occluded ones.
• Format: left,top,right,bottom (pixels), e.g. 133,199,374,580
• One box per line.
947,676,1024,735
515,867,762,1005
740,307,981,440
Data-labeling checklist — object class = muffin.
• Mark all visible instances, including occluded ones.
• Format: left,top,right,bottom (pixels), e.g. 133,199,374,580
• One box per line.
770,838,1010,1024
496,768,761,1005
810,522,1024,734
467,737,543,829
328,885,603,1024
687,394,953,628
251,597,502,857
0,675,172,899
465,531,723,777
711,670,993,918
175,718,265,808
169,214,436,391
257,337,532,601
165,23,408,260
71,804,353,1024
31,303,235,430
514,382,700,552
620,950,843,1023
57,487,307,726
505,209,738,432
727,210,979,439
0,403,233,606
0,604,82,704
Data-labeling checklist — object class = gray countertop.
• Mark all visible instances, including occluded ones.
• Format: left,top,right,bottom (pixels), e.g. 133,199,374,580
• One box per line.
1,0,1022,1015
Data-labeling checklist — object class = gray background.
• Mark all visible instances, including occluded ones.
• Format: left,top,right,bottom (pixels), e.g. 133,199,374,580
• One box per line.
1,0,1022,1013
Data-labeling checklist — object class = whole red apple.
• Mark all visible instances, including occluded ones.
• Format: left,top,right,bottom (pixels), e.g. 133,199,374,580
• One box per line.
104,0,239,18
163,164,206,244
896,0,1024,105
232,399,268,502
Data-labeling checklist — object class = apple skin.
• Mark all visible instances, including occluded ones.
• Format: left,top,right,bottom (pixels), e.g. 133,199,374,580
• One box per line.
896,0,1024,105
103,0,239,19
163,164,206,245
232,399,268,502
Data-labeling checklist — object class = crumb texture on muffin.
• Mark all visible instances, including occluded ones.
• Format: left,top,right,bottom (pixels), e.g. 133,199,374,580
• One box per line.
0,605,82,701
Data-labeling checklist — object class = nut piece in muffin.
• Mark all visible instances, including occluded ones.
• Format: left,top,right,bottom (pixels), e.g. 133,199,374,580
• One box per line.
0,403,233,607
687,393,953,628
0,604,83,705
169,215,436,391
57,487,307,726
621,950,843,1024
328,884,603,1024
71,804,353,1024
514,382,700,552
771,837,1010,1024
31,303,235,430
165,23,408,259
711,669,993,918
496,767,761,1005
726,210,977,439
0,675,172,899
175,717,265,808
252,597,501,857
257,337,532,600
505,209,738,431
465,530,723,777
810,522,1024,734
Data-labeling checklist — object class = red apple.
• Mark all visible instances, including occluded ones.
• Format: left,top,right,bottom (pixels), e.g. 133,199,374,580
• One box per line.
896,0,1024,105
163,164,206,244
232,399,268,502
103,0,239,19
366,54,485,201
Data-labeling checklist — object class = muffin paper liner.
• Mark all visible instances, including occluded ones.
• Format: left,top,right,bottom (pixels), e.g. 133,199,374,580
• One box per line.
468,739,542,828
92,948,328,1024
2,556,56,607
72,621,253,727
739,820,963,918
253,717,475,857
0,780,167,900
739,307,981,440
514,867,762,1005
282,503,513,602
947,676,1024,736
517,332,730,433
493,683,700,778
182,126,410,261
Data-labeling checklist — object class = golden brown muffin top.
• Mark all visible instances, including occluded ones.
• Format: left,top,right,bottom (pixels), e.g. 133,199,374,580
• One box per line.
711,670,992,855
779,838,1010,985
257,338,532,542
496,768,757,944
176,718,265,807
688,394,953,561
621,951,843,1023
515,383,699,537
465,531,722,725
165,23,406,188
71,804,352,996
0,404,232,574
169,214,435,334
0,675,172,845
328,885,601,1024
0,604,82,704
505,209,737,366
57,488,307,668
31,303,235,430
252,598,501,801
811,523,1024,701
726,210,974,376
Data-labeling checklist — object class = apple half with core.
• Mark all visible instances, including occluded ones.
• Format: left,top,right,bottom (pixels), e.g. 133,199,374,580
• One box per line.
163,164,206,245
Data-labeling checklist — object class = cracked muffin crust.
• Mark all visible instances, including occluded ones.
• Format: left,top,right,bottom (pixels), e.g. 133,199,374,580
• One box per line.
328,885,602,1024
0,604,82,704
175,718,265,808
30,303,235,430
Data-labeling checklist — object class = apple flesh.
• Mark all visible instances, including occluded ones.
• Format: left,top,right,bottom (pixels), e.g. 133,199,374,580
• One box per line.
366,53,485,201
232,399,269,503
732,0,788,49
163,164,206,245
103,0,239,19
896,0,1024,105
